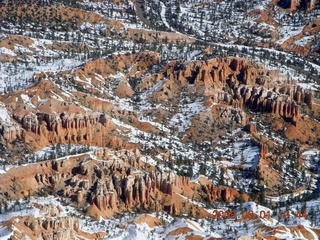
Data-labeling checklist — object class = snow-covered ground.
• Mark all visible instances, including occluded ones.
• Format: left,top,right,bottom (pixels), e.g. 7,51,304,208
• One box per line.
0,0,319,238
0,195,319,240
169,97,206,134
0,103,13,125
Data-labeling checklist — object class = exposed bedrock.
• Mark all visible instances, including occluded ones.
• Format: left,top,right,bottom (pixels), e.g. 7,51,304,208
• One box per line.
163,58,312,123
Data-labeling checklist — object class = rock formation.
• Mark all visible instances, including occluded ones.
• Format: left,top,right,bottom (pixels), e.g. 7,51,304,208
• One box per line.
0,123,21,141
0,56,312,152
4,203,88,240
201,184,249,203
64,162,190,213
154,58,311,124
0,147,248,220
0,103,22,141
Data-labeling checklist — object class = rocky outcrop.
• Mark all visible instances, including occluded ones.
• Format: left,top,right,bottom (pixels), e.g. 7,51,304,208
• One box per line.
11,110,117,147
0,76,158,150
233,85,302,121
66,166,190,212
201,184,249,203
217,106,247,125
119,171,190,208
52,148,248,218
37,148,190,217
0,103,22,141
160,58,312,123
0,123,21,141
23,214,80,240
19,112,106,135
0,203,83,240
0,144,250,221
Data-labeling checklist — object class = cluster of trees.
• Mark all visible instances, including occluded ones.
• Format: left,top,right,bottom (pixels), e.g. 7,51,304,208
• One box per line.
12,143,92,165
141,0,320,77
